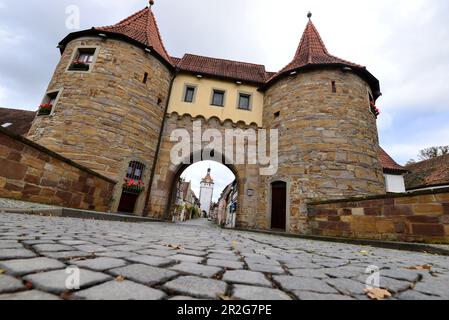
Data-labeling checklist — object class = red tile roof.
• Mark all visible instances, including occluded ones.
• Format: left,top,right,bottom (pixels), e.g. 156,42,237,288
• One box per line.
0,107,35,136
173,54,268,84
96,7,171,64
405,155,449,189
380,148,408,174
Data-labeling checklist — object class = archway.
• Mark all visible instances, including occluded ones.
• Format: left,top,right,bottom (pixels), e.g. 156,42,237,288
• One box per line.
167,160,237,227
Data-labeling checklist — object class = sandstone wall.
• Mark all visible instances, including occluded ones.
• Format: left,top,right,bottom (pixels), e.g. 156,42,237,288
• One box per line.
26,37,172,214
308,189,449,243
0,128,115,211
259,69,386,232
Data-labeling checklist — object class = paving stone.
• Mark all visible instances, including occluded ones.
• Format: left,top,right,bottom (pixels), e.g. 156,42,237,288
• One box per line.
289,268,329,279
397,290,441,300
0,242,23,249
232,285,292,300
207,259,244,270
106,245,148,252
171,254,204,264
74,280,166,300
58,240,90,246
22,240,56,245
96,251,135,259
208,253,241,261
0,274,25,293
75,244,109,253
109,264,178,286
325,278,366,296
70,257,127,271
295,291,355,300
282,261,321,269
413,279,449,299
33,244,74,252
0,257,66,276
169,296,201,300
274,276,339,294
0,290,60,300
163,276,227,299
170,262,222,277
24,269,112,294
178,249,207,257
0,249,36,260
245,257,280,266
125,255,174,268
135,249,177,257
40,251,94,260
223,270,271,287
382,269,422,283
247,263,285,274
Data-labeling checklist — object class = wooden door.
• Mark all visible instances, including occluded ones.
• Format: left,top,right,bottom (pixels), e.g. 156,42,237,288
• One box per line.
271,181,287,231
118,192,138,214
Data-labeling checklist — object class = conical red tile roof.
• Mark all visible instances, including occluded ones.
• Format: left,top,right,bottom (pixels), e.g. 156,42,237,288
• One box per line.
267,18,370,86
95,7,171,64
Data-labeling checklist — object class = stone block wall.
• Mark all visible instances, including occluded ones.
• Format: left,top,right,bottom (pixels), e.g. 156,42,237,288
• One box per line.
0,128,115,211
260,68,386,233
308,189,449,243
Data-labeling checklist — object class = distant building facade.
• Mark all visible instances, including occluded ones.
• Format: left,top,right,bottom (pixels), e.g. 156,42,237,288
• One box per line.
199,169,214,217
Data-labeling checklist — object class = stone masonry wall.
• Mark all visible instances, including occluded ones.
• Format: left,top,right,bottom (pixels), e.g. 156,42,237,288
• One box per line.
26,37,172,214
308,189,449,243
259,69,386,233
0,128,115,211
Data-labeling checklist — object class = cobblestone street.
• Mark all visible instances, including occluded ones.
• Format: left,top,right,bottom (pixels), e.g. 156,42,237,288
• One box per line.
1,213,448,300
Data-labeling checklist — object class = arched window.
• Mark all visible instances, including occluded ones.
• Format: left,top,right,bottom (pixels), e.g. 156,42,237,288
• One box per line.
126,161,146,181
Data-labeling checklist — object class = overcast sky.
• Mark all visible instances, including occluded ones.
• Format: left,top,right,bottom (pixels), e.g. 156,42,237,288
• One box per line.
1,0,448,195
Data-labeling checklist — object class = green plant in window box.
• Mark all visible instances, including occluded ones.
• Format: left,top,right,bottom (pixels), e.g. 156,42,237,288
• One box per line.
37,104,53,116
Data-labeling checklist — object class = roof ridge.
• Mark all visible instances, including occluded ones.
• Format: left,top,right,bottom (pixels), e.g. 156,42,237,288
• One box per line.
183,53,266,68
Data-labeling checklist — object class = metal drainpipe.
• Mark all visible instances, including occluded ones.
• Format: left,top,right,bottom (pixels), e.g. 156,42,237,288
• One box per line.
143,71,177,217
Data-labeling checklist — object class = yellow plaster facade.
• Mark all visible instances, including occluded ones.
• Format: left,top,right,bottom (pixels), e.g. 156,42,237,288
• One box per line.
168,74,263,126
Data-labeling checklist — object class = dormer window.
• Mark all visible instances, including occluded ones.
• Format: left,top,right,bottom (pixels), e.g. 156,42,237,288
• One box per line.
38,91,60,116
68,48,96,72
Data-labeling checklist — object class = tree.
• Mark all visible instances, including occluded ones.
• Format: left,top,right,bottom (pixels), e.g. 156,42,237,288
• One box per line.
406,159,416,166
418,146,449,161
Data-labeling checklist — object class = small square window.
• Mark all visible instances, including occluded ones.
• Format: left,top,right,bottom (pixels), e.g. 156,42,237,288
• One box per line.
212,90,225,107
274,111,280,118
38,91,59,117
184,86,196,103
69,48,96,71
238,93,251,110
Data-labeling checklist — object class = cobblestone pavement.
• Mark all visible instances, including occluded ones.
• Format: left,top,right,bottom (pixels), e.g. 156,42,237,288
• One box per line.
0,198,57,210
1,213,449,300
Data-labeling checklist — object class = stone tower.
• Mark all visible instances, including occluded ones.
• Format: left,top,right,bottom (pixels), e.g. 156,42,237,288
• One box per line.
27,7,173,215
259,16,386,232
199,168,214,216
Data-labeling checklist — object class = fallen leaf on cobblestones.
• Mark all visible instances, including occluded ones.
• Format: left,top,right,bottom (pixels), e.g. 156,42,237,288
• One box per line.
360,250,369,255
364,288,392,300
403,265,432,270
164,243,182,250
218,294,235,301
0,269,5,274
115,275,125,282
24,281,33,290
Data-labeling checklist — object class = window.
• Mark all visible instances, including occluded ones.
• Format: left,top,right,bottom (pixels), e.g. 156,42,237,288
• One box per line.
126,161,146,181
274,111,280,118
238,93,251,110
38,91,59,116
143,72,149,84
211,90,225,107
184,86,196,103
68,48,96,71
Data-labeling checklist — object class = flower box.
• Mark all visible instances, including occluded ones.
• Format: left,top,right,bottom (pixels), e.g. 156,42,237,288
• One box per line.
370,101,380,119
69,61,90,71
123,178,145,195
37,104,53,116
